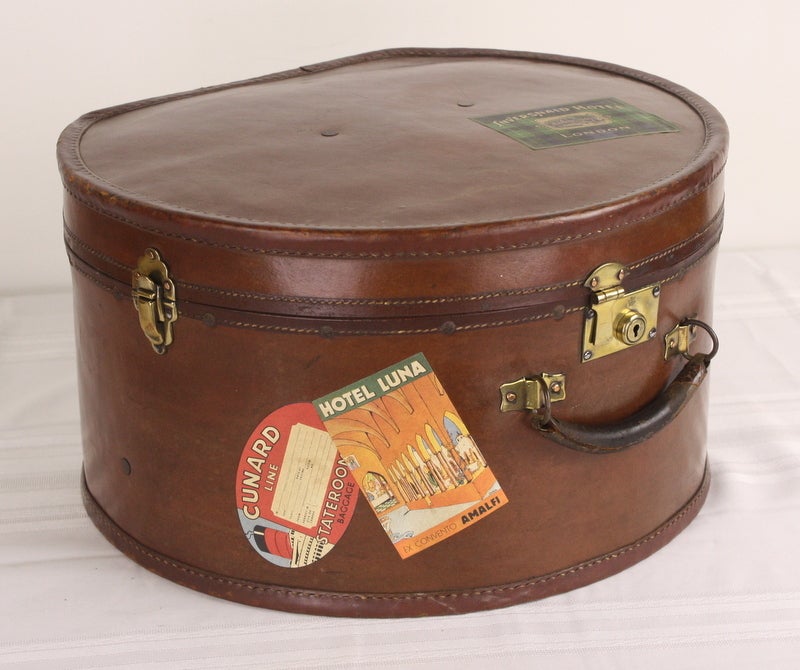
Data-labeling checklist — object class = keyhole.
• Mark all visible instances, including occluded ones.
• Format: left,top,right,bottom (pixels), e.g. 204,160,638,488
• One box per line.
615,309,647,345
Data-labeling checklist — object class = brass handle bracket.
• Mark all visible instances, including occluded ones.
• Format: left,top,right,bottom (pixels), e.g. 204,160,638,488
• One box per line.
664,318,719,362
500,373,566,426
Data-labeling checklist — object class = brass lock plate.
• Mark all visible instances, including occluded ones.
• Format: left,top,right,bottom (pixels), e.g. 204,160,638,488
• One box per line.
581,262,660,362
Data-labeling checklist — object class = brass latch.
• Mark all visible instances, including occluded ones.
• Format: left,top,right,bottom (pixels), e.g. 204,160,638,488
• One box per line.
500,373,566,425
132,248,177,354
581,262,660,362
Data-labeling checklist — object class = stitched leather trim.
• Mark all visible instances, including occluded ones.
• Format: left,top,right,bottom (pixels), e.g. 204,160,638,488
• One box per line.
81,463,710,617
57,48,728,259
65,223,721,335
63,205,723,308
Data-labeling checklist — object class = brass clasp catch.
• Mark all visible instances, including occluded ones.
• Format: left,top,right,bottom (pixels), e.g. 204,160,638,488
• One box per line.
132,248,177,354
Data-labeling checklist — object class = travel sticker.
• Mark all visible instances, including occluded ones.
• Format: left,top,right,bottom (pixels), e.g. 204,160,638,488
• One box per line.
471,97,679,150
313,353,508,559
236,402,357,568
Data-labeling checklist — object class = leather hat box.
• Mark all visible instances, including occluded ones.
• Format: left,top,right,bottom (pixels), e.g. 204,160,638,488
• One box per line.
58,48,727,617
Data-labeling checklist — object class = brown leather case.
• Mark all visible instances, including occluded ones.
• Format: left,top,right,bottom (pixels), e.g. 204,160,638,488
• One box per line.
58,48,727,617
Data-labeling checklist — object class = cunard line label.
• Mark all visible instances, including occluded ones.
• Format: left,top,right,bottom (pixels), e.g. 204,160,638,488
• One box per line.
314,353,508,559
236,403,357,568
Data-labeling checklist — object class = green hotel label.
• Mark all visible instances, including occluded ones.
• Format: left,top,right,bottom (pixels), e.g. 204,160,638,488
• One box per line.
471,97,679,150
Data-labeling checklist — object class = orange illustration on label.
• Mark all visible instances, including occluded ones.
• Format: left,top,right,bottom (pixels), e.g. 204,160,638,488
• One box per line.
314,354,508,558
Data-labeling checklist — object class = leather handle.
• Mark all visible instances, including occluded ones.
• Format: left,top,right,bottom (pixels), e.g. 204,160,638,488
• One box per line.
532,318,718,454
537,353,709,454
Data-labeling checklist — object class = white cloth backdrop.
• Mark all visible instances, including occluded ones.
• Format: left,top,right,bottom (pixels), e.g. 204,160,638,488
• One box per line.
1,248,799,668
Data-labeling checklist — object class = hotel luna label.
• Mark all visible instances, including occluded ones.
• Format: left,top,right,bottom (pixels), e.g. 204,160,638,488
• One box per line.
313,353,508,559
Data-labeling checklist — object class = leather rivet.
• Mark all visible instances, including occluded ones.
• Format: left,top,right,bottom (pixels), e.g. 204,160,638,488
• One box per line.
201,312,216,328
552,305,566,320
440,321,457,335
121,458,132,476
320,326,334,339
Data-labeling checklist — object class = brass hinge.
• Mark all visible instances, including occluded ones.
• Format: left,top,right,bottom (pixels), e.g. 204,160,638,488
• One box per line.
132,248,177,355
581,262,660,363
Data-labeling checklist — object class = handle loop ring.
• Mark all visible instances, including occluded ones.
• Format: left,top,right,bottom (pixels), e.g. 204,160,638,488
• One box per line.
680,318,719,363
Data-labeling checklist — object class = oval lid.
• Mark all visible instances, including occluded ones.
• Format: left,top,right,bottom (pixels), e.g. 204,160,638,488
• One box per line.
58,48,727,255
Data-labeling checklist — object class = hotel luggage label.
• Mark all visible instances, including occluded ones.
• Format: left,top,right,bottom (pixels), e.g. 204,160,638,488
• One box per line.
314,353,508,559
471,97,679,150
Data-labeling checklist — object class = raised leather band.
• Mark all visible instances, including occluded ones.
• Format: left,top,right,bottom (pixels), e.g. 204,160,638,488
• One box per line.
81,463,711,618
63,211,723,336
